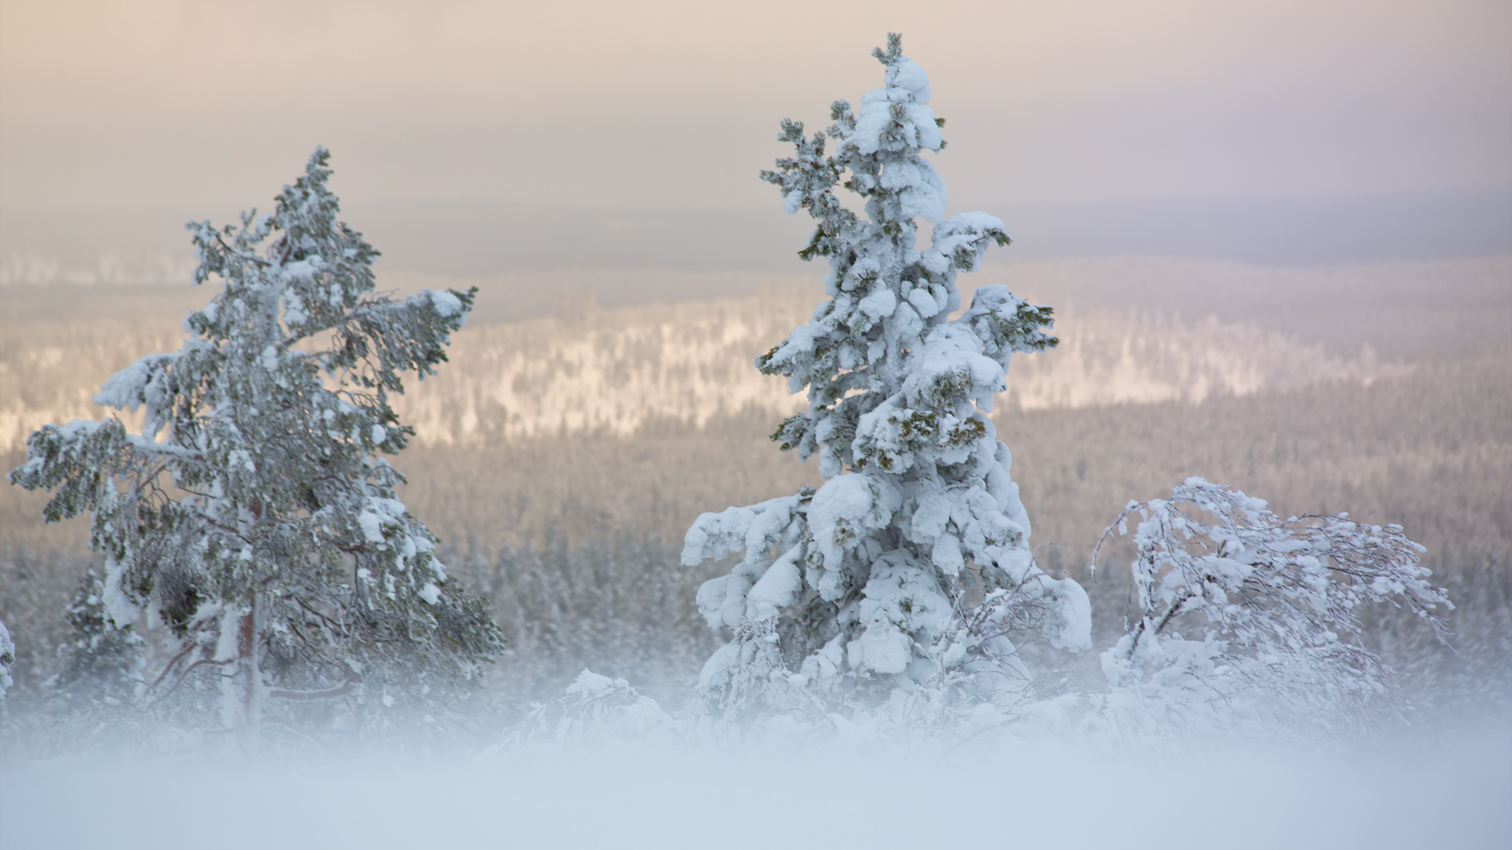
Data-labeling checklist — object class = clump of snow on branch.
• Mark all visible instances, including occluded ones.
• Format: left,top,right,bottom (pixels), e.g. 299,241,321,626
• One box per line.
682,34,1089,731
1091,478,1451,737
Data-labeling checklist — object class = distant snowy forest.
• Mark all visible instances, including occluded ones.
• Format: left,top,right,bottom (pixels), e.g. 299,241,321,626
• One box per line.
0,39,1508,760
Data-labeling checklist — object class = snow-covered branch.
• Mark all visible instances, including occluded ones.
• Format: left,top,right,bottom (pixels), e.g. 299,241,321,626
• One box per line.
1094,478,1451,735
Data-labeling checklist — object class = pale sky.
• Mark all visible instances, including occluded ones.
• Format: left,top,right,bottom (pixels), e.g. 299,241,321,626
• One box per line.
3,0,1509,216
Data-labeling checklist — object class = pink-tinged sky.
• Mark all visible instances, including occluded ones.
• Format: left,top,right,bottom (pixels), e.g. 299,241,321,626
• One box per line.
1,0,1508,214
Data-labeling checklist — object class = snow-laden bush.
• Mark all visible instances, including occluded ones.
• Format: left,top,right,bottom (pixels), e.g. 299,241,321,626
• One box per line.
504,669,676,751
683,35,1090,728
1091,478,1451,737
8,149,503,745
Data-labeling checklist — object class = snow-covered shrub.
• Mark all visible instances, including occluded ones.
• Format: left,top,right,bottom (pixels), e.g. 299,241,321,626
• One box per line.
8,149,503,744
1093,478,1451,736
683,35,1090,727
508,669,675,750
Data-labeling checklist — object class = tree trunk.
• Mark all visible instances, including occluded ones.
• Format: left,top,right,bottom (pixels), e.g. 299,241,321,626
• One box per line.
238,594,262,753
219,595,262,753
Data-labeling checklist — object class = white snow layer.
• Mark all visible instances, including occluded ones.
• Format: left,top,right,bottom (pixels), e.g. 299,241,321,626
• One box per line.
1,731,1506,850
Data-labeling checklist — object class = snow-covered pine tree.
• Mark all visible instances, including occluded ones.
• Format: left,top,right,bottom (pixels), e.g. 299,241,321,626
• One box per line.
683,35,1090,726
9,148,503,744
1093,478,1451,736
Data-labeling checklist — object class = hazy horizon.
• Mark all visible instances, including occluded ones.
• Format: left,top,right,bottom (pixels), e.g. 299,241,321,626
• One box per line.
5,0,1509,301
4,2,1509,221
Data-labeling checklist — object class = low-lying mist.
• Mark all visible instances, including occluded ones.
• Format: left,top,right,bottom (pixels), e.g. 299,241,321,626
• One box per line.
3,724,1508,850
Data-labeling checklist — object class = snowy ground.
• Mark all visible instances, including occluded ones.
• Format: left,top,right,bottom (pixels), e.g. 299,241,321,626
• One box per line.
4,726,1507,849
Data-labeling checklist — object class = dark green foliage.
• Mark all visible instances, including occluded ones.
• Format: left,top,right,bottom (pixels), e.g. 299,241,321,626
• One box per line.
52,569,144,706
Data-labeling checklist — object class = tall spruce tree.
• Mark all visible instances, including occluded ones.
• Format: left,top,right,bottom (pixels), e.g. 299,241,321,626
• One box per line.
682,36,1090,725
9,149,502,743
